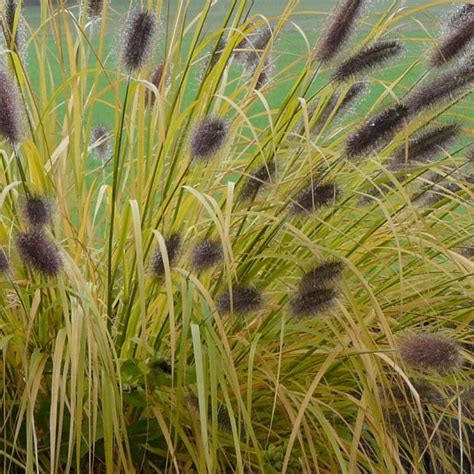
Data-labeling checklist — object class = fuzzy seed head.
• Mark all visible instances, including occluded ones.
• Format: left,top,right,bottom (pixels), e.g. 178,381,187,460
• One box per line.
240,161,276,201
89,125,111,161
190,117,228,161
316,0,364,62
405,63,474,115
390,124,460,170
0,248,8,273
345,104,408,158
191,239,223,270
431,7,474,66
333,40,403,82
217,285,262,314
145,64,166,108
235,22,273,67
85,0,104,19
22,195,53,228
0,67,22,144
120,10,157,72
15,229,62,277
2,0,25,53
151,234,181,277
299,261,344,294
399,334,462,372
291,182,340,214
290,288,337,318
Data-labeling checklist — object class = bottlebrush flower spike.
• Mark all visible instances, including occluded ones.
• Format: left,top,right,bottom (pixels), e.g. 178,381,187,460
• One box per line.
22,195,53,228
430,6,474,66
345,104,408,158
316,0,364,62
299,261,344,294
217,285,262,314
290,288,337,318
0,67,22,144
190,116,228,161
235,22,273,67
120,9,157,72
399,333,462,372
240,161,275,202
0,248,8,274
15,229,62,277
89,124,111,161
333,41,403,82
291,182,340,214
191,239,223,270
86,0,104,19
404,63,474,115
2,0,25,53
389,124,460,170
151,234,181,277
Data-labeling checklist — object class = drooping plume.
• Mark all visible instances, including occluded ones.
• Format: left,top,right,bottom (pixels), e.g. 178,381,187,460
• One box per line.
191,239,223,270
151,234,181,277
290,288,337,318
430,6,474,66
404,63,474,115
299,261,344,294
333,41,403,82
15,229,62,277
217,285,262,314
389,124,460,170
316,0,364,62
240,160,275,201
291,182,340,214
0,67,22,144
89,124,111,161
0,248,8,273
22,195,53,228
190,116,228,161
399,333,462,372
345,104,408,158
120,9,157,72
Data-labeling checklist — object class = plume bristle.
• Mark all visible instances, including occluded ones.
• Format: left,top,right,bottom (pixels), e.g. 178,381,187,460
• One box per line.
316,0,364,62
0,67,22,144
0,248,8,274
291,182,340,214
345,104,408,158
240,161,276,201
22,195,53,228
151,234,181,277
299,261,344,294
191,239,223,270
217,285,262,314
120,10,157,72
389,124,460,170
190,117,228,161
333,41,403,82
290,288,337,318
89,125,111,161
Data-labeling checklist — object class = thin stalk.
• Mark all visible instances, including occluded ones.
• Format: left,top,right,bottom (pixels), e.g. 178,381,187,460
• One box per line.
106,74,132,321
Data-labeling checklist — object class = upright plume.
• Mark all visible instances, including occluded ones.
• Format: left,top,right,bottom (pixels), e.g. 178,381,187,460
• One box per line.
316,0,364,62
85,0,104,19
0,67,22,144
120,9,157,72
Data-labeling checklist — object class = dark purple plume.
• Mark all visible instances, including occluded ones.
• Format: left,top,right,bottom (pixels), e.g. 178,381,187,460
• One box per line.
291,182,340,214
333,41,403,82
191,239,223,270
217,285,262,314
190,117,228,161
15,229,62,277
120,10,157,72
389,124,460,170
0,248,9,273
345,104,408,158
240,160,275,201
399,333,462,372
431,6,474,66
22,195,53,228
151,234,181,276
145,63,166,107
404,63,474,115
86,0,104,19
299,261,344,294
316,0,364,62
0,67,22,144
290,288,337,318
